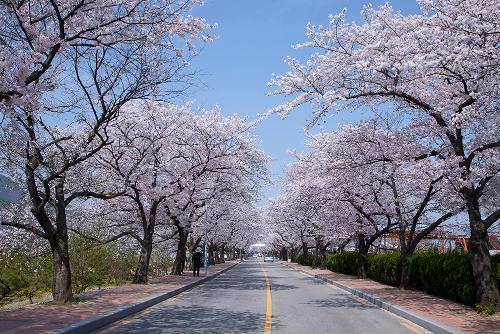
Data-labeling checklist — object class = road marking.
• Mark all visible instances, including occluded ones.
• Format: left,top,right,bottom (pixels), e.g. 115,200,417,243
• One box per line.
260,263,272,334
401,322,426,334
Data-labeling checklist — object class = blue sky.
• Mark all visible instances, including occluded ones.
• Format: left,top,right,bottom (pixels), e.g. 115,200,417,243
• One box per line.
189,1,422,201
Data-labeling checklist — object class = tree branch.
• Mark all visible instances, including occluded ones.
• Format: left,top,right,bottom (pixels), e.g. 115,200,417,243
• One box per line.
0,221,47,239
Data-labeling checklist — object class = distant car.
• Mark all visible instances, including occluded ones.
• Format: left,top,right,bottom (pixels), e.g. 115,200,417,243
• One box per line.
252,254,258,258
263,256,274,262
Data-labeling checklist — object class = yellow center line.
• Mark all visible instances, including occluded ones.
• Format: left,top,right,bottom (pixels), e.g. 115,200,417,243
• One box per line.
260,263,272,334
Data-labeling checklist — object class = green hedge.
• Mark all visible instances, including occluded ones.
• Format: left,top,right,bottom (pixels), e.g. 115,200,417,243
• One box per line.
367,252,401,286
305,251,500,307
410,252,500,306
326,253,359,275
409,251,476,305
293,252,314,266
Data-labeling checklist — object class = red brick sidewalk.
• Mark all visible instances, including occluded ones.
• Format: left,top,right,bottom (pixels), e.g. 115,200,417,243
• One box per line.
0,262,237,334
282,261,500,334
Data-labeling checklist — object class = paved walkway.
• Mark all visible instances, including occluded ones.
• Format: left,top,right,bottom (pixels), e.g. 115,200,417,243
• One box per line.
0,262,236,334
282,261,500,334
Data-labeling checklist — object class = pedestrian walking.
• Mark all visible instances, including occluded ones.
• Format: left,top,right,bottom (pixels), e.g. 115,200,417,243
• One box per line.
192,247,203,277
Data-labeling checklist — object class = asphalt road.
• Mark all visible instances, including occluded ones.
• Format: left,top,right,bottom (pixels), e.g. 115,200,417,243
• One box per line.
97,259,431,334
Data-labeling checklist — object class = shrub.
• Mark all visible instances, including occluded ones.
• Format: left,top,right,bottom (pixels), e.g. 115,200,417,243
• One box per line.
70,235,137,292
150,251,174,277
107,251,137,284
0,233,141,307
409,251,477,306
367,252,401,286
326,253,359,275
409,252,500,307
0,249,52,306
294,252,314,266
292,253,300,263
316,250,500,308
70,235,114,293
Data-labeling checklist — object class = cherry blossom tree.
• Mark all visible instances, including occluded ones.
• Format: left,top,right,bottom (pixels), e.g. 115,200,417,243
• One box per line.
266,198,308,260
0,0,211,111
267,165,355,268
192,198,262,264
81,101,268,279
0,0,212,302
309,120,460,284
160,109,269,275
267,195,314,259
268,0,499,307
270,147,390,272
73,101,189,283
267,116,463,282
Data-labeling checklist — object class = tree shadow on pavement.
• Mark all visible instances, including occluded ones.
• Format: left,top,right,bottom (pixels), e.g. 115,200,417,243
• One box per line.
303,296,376,310
196,264,298,292
203,277,297,292
296,276,328,285
107,305,282,334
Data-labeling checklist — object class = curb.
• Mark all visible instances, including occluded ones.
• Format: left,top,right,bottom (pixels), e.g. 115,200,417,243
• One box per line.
281,262,463,334
53,262,240,334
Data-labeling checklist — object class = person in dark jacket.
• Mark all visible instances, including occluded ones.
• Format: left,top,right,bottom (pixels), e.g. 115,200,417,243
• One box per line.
192,247,203,277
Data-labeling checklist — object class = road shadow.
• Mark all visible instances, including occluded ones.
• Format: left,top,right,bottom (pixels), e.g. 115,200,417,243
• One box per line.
303,296,376,310
195,264,298,292
203,276,297,292
106,305,281,334
296,276,329,286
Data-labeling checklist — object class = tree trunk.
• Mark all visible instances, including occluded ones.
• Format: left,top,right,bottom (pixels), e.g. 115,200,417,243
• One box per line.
281,247,288,260
318,242,328,268
313,238,325,268
358,250,368,279
220,244,226,263
399,249,410,289
214,246,221,264
171,228,188,275
133,237,153,283
302,242,308,255
31,203,73,304
465,191,499,308
50,237,72,303
313,242,319,268
51,176,72,303
356,232,368,279
208,246,215,265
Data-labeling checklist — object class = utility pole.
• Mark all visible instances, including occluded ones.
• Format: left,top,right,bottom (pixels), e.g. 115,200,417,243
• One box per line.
204,207,209,276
